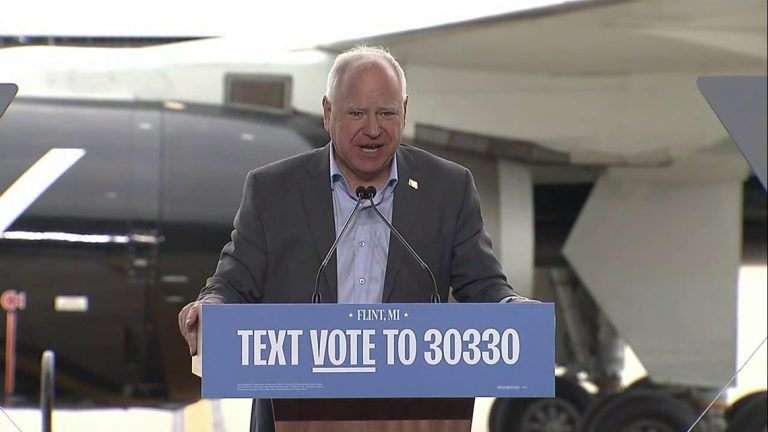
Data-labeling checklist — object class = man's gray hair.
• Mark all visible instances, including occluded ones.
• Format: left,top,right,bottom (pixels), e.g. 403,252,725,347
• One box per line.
325,46,407,103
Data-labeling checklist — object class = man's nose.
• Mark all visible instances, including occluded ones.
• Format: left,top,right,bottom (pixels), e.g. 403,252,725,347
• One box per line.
363,115,382,137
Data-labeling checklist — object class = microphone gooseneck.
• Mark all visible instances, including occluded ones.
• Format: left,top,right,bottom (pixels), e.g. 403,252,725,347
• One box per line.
311,186,368,303
365,186,441,303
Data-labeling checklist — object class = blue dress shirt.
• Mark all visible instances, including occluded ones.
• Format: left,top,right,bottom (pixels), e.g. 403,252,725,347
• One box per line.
329,144,398,304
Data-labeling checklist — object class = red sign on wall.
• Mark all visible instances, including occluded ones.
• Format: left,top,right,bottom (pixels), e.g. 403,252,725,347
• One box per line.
1,290,26,312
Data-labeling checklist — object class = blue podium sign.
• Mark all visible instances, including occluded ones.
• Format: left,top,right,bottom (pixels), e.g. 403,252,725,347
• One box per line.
201,303,554,399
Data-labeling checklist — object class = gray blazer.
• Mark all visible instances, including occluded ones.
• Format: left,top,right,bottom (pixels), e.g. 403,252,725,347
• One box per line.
198,143,517,431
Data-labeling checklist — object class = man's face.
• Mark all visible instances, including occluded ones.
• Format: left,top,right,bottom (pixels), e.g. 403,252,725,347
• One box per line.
323,61,407,188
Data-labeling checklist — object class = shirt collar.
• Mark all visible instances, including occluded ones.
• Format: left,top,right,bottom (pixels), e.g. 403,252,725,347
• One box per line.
329,142,399,194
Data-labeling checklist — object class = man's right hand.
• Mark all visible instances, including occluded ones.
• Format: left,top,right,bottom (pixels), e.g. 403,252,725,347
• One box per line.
178,297,223,356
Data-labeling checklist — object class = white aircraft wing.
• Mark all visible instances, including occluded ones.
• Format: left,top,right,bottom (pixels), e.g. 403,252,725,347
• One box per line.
318,0,766,164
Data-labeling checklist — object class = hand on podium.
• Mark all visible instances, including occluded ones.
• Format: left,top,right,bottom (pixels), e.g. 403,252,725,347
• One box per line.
504,295,541,304
178,296,223,356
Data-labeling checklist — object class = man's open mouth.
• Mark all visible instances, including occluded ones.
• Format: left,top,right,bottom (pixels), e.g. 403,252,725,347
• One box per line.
361,144,383,153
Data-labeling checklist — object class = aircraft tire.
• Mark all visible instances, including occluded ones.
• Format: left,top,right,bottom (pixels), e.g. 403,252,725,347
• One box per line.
725,391,767,432
579,389,696,432
625,376,655,391
489,376,593,432
725,390,767,423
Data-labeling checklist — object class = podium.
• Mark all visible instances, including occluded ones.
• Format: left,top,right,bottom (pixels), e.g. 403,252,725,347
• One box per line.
193,303,554,432
272,398,474,432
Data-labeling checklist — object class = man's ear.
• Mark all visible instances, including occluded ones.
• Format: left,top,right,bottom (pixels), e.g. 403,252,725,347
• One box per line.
322,96,332,131
402,95,408,126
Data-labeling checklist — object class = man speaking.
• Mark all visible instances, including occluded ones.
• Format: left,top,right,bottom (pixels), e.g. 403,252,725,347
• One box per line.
178,46,534,432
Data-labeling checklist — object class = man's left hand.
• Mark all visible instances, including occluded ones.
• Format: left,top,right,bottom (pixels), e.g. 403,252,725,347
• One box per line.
505,296,541,304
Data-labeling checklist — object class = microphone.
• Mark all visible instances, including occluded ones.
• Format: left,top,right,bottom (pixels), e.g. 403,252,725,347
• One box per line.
364,186,441,303
312,186,369,303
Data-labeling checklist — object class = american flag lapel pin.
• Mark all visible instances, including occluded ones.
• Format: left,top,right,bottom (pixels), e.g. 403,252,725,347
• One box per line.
408,178,418,190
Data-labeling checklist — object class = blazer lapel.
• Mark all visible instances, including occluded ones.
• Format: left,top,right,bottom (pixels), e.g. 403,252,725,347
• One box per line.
299,144,338,303
382,147,419,302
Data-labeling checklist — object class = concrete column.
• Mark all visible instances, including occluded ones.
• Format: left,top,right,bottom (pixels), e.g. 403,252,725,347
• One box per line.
497,160,534,297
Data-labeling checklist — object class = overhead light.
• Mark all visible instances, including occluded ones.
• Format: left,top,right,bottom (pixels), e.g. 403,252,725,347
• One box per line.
0,148,86,234
54,296,89,312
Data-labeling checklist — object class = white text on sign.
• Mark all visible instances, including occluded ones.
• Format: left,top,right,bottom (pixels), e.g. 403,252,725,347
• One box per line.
236,328,521,370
